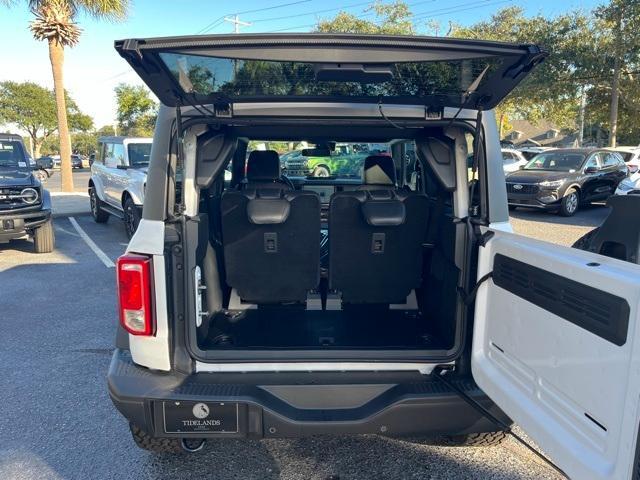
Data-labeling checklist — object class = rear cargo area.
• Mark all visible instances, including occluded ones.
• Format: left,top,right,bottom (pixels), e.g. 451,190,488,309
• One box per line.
201,307,452,350
184,129,470,362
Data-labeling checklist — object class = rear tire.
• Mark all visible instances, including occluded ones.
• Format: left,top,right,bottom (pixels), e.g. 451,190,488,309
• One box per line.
33,219,55,253
129,423,184,453
442,431,508,447
559,188,580,217
89,187,109,223
123,196,141,239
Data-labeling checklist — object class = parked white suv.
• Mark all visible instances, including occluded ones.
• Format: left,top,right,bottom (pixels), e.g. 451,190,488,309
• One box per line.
107,33,640,479
88,136,152,237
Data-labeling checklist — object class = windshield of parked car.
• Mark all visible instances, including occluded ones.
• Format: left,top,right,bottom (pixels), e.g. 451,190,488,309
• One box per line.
251,142,392,180
127,143,151,167
0,140,29,170
523,152,586,172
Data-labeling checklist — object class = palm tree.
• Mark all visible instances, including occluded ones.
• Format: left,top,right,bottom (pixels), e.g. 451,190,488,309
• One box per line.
3,0,128,191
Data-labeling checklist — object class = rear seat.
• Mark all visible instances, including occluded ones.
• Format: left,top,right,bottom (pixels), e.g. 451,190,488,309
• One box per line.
329,155,429,304
221,150,320,304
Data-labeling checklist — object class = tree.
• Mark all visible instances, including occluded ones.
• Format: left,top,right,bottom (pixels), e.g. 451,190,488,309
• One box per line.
316,1,414,34
1,0,128,191
0,80,93,158
595,0,640,147
115,83,158,137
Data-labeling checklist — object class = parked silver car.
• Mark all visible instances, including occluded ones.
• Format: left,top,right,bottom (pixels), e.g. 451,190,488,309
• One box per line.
88,136,152,237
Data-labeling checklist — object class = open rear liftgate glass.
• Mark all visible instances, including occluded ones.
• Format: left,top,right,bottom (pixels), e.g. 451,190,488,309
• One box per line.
114,34,547,112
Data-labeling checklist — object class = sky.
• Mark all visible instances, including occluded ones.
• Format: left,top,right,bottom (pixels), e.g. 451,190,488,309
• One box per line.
0,0,601,130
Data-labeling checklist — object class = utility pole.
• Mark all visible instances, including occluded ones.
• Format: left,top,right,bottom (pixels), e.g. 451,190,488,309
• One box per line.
578,86,586,147
224,15,251,34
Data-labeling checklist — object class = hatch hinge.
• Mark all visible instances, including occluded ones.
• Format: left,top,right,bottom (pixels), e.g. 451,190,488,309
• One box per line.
120,39,143,62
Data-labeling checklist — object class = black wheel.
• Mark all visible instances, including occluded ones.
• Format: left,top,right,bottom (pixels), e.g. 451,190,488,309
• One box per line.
441,431,508,447
89,186,109,223
312,165,331,178
33,219,55,253
559,188,580,217
129,423,184,453
572,227,599,251
123,196,141,239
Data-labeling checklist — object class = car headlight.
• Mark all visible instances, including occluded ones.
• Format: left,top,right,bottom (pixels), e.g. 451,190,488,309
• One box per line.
20,187,39,204
539,179,564,188
617,181,633,192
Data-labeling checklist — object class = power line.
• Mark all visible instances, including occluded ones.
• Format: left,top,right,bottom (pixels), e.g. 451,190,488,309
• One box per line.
266,0,512,32
196,0,313,34
252,0,436,24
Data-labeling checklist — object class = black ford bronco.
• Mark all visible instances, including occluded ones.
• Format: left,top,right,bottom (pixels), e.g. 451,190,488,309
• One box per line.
0,133,54,253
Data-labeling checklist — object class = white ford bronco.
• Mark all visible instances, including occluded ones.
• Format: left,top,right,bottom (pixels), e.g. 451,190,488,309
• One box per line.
108,33,640,479
88,136,152,237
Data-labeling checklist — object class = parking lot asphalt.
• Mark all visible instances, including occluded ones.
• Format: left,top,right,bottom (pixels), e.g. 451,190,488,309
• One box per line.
1,171,605,480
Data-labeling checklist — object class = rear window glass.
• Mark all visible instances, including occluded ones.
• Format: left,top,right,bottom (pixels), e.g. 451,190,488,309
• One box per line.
249,142,391,180
159,53,502,100
127,143,151,167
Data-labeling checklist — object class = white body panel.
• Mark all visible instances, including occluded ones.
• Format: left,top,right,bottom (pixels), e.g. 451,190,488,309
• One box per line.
472,228,640,480
615,172,640,196
501,148,528,174
126,219,171,371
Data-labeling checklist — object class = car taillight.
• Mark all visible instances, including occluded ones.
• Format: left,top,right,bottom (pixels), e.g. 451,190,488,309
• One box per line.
117,254,155,336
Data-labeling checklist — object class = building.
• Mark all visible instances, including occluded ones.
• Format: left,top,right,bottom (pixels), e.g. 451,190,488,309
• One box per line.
502,120,579,148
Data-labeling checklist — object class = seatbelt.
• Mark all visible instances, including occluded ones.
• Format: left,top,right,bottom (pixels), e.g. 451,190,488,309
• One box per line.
432,367,568,479
423,194,445,249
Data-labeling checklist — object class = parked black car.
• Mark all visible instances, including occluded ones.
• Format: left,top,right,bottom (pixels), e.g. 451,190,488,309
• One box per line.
0,133,54,252
36,155,55,169
71,154,84,169
506,148,628,216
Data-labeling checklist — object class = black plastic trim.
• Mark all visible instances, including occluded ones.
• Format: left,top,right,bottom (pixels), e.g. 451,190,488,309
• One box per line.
108,349,510,439
492,253,630,346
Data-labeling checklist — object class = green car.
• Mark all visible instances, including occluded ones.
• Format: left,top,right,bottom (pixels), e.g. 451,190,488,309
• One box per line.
283,143,388,178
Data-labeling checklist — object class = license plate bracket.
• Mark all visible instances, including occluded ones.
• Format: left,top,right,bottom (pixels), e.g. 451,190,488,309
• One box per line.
162,401,239,434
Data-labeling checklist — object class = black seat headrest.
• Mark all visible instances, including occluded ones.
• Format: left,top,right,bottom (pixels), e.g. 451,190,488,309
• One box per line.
247,150,281,182
363,155,396,186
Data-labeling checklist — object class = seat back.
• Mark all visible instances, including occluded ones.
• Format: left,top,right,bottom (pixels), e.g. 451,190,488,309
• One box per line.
221,188,320,303
329,188,429,304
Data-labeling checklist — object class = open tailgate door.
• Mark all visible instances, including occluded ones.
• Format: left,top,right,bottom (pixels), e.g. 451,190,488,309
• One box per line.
472,229,640,479
114,33,546,110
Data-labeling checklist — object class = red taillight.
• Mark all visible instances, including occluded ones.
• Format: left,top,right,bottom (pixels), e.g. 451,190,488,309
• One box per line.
117,254,155,336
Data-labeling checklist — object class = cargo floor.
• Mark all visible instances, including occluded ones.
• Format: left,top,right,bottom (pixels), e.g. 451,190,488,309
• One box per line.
201,308,448,350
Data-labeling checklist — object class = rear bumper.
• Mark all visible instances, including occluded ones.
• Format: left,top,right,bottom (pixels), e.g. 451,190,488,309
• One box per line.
0,207,51,242
108,349,509,439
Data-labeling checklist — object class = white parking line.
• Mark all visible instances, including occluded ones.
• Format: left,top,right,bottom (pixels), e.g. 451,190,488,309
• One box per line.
68,217,115,268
